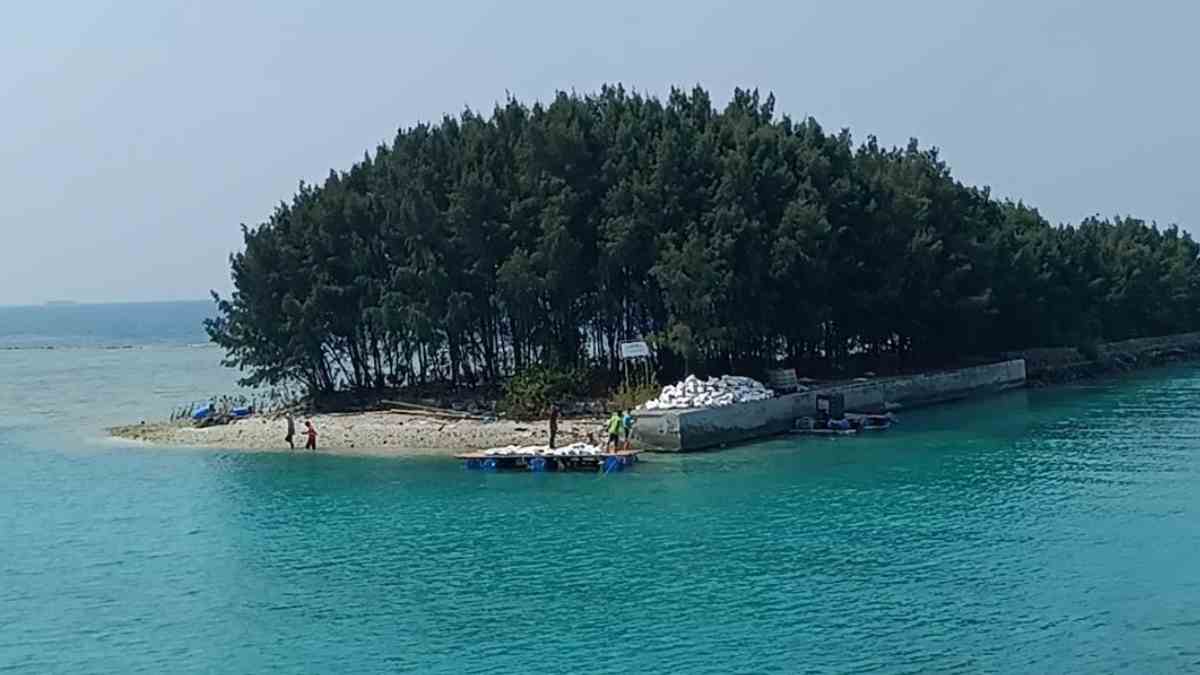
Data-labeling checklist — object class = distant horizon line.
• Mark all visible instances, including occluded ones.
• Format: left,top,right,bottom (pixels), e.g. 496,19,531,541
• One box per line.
0,299,214,309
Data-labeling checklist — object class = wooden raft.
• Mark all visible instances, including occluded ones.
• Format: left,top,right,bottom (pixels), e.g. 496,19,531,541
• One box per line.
456,450,640,473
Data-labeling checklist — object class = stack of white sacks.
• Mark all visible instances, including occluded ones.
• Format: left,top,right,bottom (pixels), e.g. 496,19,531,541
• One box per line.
641,374,774,410
484,442,603,458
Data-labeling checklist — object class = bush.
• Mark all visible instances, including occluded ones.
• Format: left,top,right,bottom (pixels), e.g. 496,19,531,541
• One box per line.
497,366,589,420
1076,338,1102,362
609,381,660,412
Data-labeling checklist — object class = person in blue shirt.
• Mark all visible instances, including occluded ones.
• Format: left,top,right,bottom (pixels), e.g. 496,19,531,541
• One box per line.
622,410,635,451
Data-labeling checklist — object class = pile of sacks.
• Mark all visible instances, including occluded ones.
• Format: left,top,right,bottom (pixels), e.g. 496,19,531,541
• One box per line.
484,442,604,458
641,374,774,410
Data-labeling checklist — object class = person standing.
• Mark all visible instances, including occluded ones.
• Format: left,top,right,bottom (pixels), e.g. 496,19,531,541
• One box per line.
606,411,623,451
548,403,560,449
303,420,318,451
284,412,296,449
622,410,634,451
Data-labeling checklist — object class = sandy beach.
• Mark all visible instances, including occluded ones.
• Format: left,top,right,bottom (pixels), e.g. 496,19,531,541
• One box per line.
110,411,607,457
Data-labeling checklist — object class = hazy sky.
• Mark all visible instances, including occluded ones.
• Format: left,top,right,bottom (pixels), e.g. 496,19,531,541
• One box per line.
2,0,1196,306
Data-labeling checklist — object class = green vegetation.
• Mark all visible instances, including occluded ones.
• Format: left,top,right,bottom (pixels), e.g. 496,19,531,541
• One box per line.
206,85,1200,397
496,366,590,420
608,381,662,413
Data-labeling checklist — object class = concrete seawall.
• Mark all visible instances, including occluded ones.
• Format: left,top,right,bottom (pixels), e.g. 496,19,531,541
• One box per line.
633,359,1027,452
1006,332,1200,382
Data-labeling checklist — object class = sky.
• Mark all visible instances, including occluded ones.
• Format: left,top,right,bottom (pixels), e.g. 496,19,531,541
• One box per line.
1,0,1197,306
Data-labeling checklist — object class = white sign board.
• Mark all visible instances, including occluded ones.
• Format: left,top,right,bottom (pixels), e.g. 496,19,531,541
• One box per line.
619,340,651,360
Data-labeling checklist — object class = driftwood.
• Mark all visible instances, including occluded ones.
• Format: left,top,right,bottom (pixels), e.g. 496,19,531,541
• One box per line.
380,400,489,421
386,409,480,422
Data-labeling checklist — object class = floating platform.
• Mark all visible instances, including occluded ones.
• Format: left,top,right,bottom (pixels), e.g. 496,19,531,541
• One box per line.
456,450,640,473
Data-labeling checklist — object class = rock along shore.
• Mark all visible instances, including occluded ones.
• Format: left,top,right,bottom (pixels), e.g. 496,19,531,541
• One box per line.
1007,332,1200,385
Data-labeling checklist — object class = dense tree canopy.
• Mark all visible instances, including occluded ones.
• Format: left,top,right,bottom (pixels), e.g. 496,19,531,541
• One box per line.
207,85,1200,395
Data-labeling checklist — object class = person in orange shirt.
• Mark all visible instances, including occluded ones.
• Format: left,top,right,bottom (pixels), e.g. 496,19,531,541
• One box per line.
303,420,318,450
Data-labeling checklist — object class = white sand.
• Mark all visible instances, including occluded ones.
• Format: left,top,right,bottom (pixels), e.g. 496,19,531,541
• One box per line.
110,411,607,457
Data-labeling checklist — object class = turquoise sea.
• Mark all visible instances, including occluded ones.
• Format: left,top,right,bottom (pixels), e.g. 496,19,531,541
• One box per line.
2,302,1199,673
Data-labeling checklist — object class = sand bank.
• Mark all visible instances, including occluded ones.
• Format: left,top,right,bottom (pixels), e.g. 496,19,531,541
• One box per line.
110,411,606,457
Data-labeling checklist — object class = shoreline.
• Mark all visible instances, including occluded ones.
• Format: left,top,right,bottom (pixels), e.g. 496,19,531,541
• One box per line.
1011,332,1200,385
110,411,606,458
111,332,1200,456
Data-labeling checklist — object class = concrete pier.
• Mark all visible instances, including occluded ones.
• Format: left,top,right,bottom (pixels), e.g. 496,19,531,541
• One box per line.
632,359,1027,452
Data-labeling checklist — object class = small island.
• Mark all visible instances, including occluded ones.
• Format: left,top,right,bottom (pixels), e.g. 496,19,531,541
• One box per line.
117,84,1200,452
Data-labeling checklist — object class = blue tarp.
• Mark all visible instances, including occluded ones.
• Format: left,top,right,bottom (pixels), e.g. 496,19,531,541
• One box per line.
191,405,211,421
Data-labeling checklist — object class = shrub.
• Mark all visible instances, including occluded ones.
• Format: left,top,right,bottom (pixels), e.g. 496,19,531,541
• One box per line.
1076,338,1102,362
609,381,660,412
497,366,589,420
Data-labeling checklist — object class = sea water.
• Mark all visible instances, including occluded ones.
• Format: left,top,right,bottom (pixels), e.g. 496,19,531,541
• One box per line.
2,302,1199,673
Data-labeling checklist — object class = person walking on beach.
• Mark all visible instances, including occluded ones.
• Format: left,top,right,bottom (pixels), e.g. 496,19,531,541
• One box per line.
548,403,560,449
606,411,623,451
622,410,634,451
284,412,295,449
303,420,318,451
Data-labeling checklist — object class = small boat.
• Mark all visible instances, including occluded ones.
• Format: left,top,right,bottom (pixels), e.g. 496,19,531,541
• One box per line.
792,416,857,436
849,410,897,429
793,412,895,436
846,413,894,431
793,426,858,436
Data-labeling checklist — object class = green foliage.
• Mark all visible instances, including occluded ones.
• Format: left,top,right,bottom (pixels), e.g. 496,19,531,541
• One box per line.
206,84,1200,394
1077,339,1102,363
497,366,589,420
609,381,661,413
